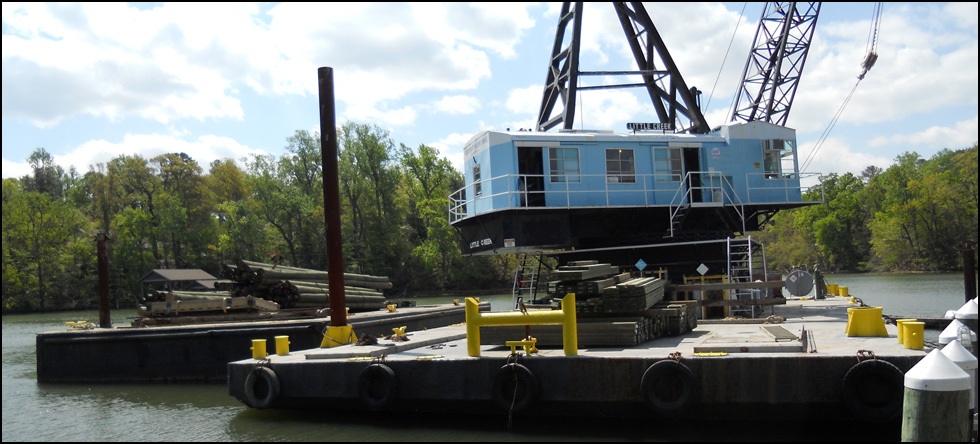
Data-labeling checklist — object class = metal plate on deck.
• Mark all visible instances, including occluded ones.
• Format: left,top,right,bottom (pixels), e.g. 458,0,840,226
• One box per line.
761,325,799,342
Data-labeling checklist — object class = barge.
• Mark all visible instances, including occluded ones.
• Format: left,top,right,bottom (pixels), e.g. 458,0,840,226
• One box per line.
226,295,929,428
36,302,484,383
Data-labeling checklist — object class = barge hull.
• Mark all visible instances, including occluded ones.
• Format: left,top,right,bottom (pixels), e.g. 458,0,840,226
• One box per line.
37,304,478,383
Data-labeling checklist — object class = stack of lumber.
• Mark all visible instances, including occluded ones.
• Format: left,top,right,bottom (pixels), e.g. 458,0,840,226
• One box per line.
480,300,698,348
218,260,391,311
601,277,665,314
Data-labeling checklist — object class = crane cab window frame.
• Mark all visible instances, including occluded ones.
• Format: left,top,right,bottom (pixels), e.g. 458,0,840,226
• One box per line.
472,163,482,196
653,147,683,182
549,147,580,183
605,148,635,184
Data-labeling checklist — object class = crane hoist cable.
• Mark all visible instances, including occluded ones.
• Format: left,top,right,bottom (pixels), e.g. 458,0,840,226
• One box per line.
801,2,883,174
707,2,749,117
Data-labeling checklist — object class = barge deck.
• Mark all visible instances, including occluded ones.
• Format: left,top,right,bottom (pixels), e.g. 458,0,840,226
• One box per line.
227,296,928,425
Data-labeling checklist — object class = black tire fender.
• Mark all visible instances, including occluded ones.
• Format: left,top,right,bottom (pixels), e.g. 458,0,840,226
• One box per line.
358,363,397,411
243,366,280,410
640,360,697,416
490,363,539,413
841,359,904,423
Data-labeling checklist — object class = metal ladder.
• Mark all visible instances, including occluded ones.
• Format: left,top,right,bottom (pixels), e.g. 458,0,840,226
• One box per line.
512,253,545,308
727,236,767,318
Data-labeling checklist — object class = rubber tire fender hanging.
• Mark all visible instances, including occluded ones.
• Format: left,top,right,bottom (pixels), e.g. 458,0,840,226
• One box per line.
640,360,697,416
243,366,281,410
840,359,904,423
490,363,539,413
358,363,397,411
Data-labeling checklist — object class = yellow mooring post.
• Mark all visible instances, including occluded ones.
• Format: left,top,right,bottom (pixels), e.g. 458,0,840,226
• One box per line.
465,293,577,357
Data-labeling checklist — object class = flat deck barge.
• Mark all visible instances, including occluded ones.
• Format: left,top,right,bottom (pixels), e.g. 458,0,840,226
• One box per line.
227,296,930,426
37,303,480,383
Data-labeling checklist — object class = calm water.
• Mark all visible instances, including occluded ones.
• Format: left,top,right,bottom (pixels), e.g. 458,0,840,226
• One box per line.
2,273,973,442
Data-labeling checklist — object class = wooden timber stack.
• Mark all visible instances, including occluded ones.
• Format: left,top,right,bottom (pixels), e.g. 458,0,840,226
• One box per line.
601,276,665,314
218,260,391,312
483,261,696,347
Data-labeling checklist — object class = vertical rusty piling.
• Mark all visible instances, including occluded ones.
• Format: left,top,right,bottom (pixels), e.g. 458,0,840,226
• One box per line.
96,232,111,328
318,67,347,327
963,243,976,304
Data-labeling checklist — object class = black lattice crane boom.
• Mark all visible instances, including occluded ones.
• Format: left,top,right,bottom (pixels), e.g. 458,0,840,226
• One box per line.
730,2,821,126
536,2,710,134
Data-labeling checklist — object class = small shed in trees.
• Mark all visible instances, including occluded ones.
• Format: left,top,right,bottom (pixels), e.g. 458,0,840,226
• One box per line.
139,269,226,295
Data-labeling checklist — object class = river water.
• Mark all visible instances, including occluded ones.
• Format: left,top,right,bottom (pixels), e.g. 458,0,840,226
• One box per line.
2,273,973,442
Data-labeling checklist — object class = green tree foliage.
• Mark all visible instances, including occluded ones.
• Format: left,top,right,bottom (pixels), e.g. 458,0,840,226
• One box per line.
761,144,978,272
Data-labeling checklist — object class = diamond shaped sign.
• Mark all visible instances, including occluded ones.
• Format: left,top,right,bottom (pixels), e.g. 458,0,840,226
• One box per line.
635,259,647,271
697,263,709,276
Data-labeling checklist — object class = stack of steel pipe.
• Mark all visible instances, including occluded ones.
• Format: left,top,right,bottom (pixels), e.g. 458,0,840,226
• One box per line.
219,260,390,311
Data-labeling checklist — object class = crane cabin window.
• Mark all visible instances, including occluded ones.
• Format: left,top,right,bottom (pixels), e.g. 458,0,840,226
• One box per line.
763,139,795,179
473,163,482,196
549,147,580,183
606,148,635,183
654,147,683,182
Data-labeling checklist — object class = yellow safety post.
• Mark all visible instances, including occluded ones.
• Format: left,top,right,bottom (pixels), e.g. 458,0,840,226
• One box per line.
275,336,290,356
838,286,849,297
845,306,888,337
904,321,925,350
466,293,577,357
896,319,918,344
251,339,268,359
320,325,356,348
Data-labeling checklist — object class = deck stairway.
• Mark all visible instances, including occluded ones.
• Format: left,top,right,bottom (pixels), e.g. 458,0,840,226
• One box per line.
512,253,548,308
727,236,767,318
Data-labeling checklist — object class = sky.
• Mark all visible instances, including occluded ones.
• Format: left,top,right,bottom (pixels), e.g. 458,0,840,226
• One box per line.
2,2,978,183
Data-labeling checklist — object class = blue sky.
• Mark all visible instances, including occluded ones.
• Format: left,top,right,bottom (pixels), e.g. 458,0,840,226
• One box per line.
2,2,977,181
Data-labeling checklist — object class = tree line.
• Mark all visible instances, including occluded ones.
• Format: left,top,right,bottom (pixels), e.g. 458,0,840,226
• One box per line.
759,144,978,273
3,127,975,312
2,123,515,312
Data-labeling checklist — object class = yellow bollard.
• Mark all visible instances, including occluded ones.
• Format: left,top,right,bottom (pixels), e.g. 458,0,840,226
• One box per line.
838,286,848,297
896,319,918,344
829,284,839,296
275,335,290,356
904,321,925,350
251,339,268,359
845,306,888,337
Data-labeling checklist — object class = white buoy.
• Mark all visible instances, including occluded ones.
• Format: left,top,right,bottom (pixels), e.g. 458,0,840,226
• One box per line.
902,349,972,442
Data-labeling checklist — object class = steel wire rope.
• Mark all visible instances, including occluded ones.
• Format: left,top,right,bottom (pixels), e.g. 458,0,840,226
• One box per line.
800,3,883,174
710,2,749,121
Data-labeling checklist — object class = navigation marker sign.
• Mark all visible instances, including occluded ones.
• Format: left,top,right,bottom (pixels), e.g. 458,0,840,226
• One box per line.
635,259,647,271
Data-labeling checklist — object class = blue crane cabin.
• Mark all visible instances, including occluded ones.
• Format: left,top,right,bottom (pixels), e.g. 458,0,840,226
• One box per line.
449,121,821,256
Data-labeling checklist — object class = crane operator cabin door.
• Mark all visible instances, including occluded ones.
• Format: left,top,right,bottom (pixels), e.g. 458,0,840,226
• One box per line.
683,147,702,203
517,146,545,207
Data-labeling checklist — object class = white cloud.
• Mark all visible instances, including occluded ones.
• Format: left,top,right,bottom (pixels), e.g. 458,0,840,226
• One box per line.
29,133,267,177
505,85,542,116
431,95,481,115
868,115,979,150
798,137,893,177
2,3,535,129
2,157,31,180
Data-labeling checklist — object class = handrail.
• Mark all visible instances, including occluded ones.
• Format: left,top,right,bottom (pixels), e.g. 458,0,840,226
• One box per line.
465,293,577,357
448,171,819,224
